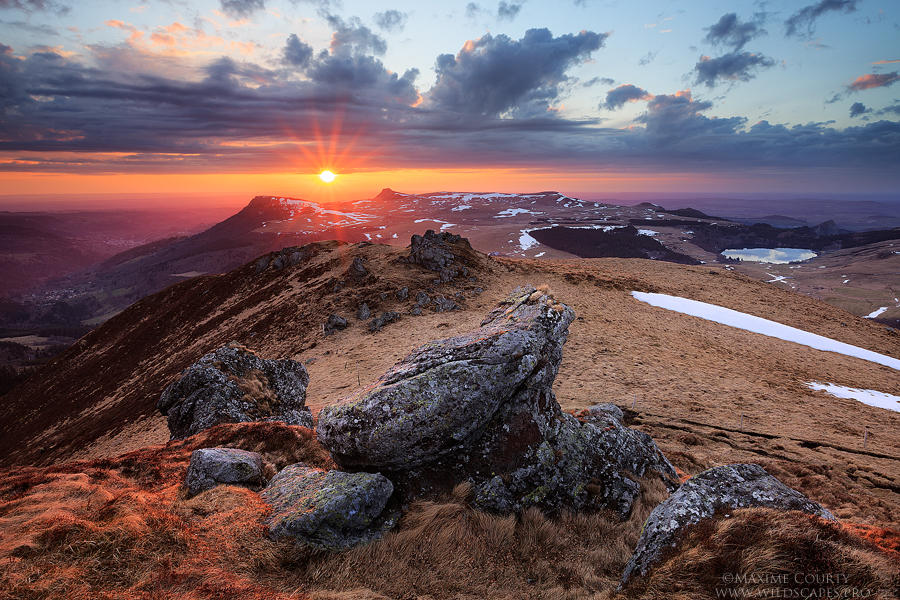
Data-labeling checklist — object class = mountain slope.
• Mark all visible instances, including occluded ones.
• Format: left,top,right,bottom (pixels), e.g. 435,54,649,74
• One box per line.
2,237,897,531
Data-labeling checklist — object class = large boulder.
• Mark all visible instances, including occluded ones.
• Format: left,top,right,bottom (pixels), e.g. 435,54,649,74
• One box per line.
158,344,312,439
184,447,265,497
260,463,397,551
317,286,678,516
621,463,835,585
408,230,472,282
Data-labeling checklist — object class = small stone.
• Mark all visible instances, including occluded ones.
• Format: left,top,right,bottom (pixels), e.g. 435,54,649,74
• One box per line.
369,311,400,332
184,447,265,497
396,287,409,301
350,257,368,277
415,291,430,306
357,303,371,320
324,313,348,336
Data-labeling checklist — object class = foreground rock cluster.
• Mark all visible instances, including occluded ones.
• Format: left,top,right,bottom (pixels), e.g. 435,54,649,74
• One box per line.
159,251,835,581
317,284,679,516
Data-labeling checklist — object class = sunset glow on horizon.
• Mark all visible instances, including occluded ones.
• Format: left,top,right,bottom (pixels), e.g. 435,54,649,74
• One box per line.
0,0,898,206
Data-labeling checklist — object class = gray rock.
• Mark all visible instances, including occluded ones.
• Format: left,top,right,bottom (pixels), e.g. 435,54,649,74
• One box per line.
432,295,459,312
396,287,409,301
368,311,400,332
185,447,265,497
621,463,835,585
350,257,368,277
260,463,397,551
357,303,371,320
579,402,624,425
324,313,348,336
157,344,311,439
255,247,312,273
408,230,472,282
318,286,677,515
415,291,430,306
409,305,423,316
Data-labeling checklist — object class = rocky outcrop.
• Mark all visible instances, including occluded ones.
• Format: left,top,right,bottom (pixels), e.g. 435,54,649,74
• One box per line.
408,230,472,282
621,463,835,585
260,463,397,551
317,286,678,516
184,447,265,497
158,344,312,439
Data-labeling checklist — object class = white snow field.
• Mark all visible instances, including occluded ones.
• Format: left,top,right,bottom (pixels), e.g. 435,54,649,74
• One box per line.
806,382,900,413
631,291,900,371
864,307,888,319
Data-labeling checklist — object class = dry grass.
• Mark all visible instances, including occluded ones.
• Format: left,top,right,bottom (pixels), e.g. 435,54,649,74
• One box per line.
1,422,898,599
621,508,899,600
280,478,669,600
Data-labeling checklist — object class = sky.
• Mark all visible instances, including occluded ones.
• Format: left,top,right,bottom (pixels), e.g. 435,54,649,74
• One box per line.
0,0,898,204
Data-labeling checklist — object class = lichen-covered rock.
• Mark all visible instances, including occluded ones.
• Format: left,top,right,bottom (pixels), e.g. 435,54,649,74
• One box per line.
157,343,311,439
621,463,835,585
184,447,265,497
408,230,472,282
578,402,624,425
317,286,678,516
368,311,400,332
260,463,397,551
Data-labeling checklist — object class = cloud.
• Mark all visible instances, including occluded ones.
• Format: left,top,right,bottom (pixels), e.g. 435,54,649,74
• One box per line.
465,2,480,18
497,1,522,21
785,0,858,38
373,9,407,33
282,33,313,67
704,12,766,51
848,72,899,91
603,84,651,110
876,102,900,116
849,102,869,117
428,28,605,117
0,0,68,13
583,76,614,87
323,14,387,56
0,37,898,181
694,52,775,87
872,59,900,65
219,0,265,19
638,51,657,66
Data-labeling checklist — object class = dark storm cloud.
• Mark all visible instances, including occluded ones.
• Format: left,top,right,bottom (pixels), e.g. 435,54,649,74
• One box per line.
876,102,900,116
694,52,776,87
849,102,869,117
704,13,766,51
373,9,407,32
785,0,858,38
428,28,606,117
219,0,265,19
497,1,522,21
603,84,650,110
282,34,313,67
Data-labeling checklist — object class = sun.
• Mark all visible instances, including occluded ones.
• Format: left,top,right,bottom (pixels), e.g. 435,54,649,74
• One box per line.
319,170,336,183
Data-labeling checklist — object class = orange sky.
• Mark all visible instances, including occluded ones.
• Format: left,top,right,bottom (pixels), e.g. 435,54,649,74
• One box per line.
0,168,752,209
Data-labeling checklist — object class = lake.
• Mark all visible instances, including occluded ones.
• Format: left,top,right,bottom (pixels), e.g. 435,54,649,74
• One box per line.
721,248,817,264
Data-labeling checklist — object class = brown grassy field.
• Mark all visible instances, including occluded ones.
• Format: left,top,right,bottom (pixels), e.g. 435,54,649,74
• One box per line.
1,241,898,598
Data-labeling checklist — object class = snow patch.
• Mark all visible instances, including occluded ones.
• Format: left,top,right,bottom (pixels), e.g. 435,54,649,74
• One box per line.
518,229,539,251
630,291,900,370
637,229,658,236
864,307,888,319
806,382,900,413
495,208,536,218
